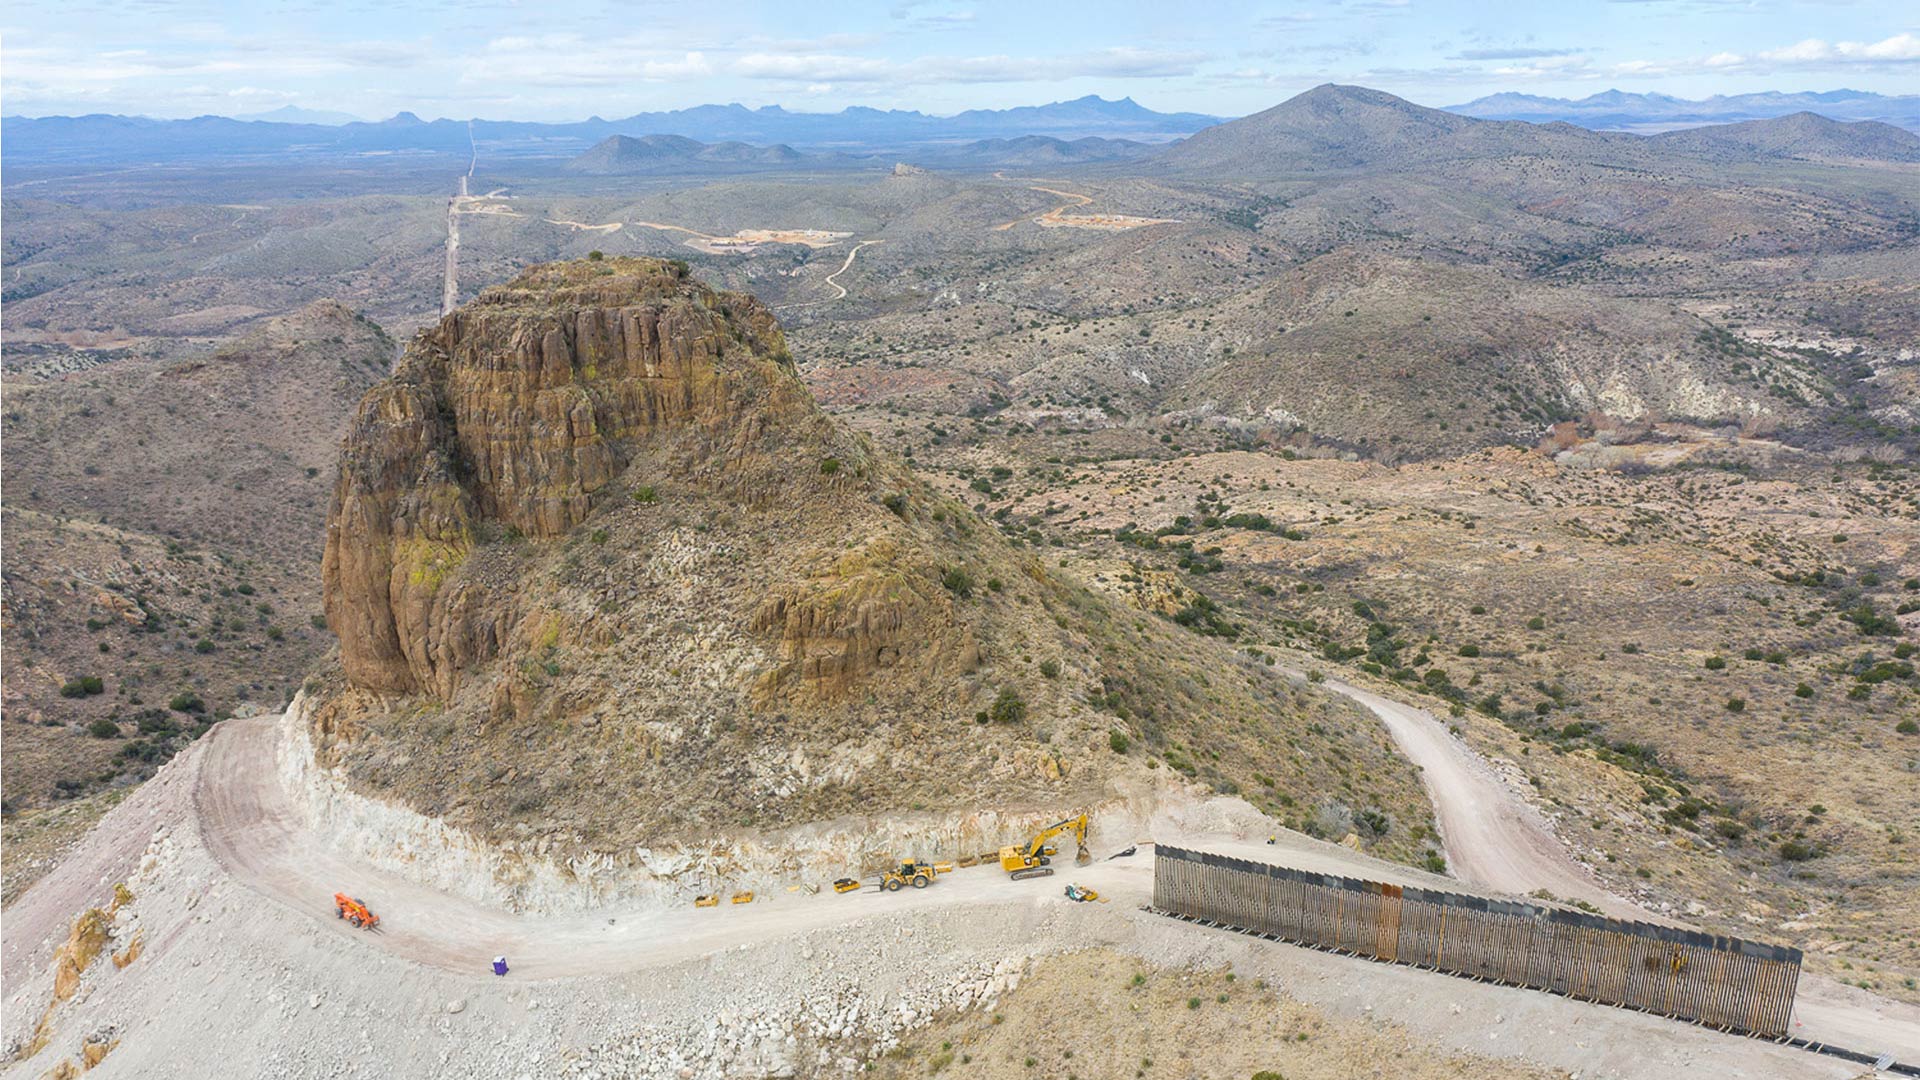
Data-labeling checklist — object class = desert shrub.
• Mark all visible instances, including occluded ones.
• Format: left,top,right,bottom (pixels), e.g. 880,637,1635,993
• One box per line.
587,250,604,261
1108,730,1130,754
168,691,205,714
60,676,105,698
882,493,908,517
1793,683,1813,698
942,567,974,598
1038,659,1061,679
1897,719,1919,736
1526,616,1546,631
630,485,659,504
987,687,1026,725
1724,697,1746,713
1457,644,1481,658
1704,656,1726,670
1778,839,1819,862
86,718,120,739
819,457,840,475
1307,798,1355,840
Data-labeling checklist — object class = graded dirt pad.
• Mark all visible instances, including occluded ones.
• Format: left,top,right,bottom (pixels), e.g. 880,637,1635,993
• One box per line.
0,712,1873,1080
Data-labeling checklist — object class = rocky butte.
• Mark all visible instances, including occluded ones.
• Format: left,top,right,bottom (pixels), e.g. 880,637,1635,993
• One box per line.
299,257,1431,906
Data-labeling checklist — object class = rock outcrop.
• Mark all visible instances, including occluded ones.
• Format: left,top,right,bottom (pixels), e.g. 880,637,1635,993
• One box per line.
323,259,823,696
305,257,1434,870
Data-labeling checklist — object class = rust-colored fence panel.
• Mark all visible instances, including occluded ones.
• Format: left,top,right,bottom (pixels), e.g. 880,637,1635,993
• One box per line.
1152,846,1801,1038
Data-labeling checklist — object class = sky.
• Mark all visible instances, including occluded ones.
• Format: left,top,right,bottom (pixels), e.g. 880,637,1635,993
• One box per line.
3,0,1917,120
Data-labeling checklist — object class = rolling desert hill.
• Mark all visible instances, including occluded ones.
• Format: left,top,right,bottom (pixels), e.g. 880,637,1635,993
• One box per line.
565,134,814,174
1649,111,1920,163
0,302,392,897
1154,84,1635,175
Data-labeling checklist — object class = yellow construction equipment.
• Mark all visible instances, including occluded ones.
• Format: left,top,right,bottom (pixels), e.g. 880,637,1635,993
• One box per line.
730,892,755,905
693,894,719,908
1063,883,1105,903
1000,813,1092,880
832,877,863,894
879,859,940,892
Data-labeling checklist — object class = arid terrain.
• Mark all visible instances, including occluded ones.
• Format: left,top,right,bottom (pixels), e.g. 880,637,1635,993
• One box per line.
3,83,1917,1078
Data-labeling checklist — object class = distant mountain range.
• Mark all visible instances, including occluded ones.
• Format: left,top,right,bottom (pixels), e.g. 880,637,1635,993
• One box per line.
12,87,1914,171
234,105,366,126
1153,84,1920,176
1,95,1218,166
565,131,1158,174
1446,89,1920,133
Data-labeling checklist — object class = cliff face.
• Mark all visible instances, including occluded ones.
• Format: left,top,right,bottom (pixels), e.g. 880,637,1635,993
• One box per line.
322,260,821,696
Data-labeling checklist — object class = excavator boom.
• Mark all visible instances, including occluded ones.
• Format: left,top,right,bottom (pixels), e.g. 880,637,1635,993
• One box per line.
1000,813,1092,878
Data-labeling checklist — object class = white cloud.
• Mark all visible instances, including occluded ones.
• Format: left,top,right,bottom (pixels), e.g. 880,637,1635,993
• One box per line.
462,36,713,87
1758,33,1920,64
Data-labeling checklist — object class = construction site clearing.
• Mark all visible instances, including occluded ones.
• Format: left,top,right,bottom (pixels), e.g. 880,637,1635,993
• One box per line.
627,221,854,254
5,712,1915,1080
1034,211,1180,230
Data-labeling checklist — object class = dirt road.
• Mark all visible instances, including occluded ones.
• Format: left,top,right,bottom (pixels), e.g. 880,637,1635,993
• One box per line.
193,715,1142,981
1315,673,1920,1061
777,239,883,309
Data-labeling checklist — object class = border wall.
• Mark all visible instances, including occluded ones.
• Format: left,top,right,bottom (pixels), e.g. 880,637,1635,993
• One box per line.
1152,845,1801,1038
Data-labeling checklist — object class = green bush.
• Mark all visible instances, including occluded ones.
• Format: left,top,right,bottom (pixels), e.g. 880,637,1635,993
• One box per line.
988,687,1027,725
86,718,120,739
1526,615,1546,630
819,457,841,475
1109,730,1130,754
60,676,105,698
1457,644,1480,658
1724,697,1745,713
1793,682,1813,699
631,485,659,504
1778,839,1818,862
1704,656,1726,670
1038,659,1061,679
169,691,206,714
942,567,974,599
1897,719,1919,736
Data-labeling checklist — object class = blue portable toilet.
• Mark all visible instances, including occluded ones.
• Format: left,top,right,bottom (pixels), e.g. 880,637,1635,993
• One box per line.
492,956,509,976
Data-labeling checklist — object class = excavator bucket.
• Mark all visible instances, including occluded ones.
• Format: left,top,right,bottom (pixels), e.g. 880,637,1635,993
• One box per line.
1074,843,1093,866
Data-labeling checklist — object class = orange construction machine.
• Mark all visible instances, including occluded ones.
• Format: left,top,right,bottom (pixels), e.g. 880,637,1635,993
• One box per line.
333,893,380,930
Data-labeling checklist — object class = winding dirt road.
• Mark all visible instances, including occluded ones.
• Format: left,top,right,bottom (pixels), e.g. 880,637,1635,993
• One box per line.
1316,673,1920,1061
192,716,1145,982
776,239,884,310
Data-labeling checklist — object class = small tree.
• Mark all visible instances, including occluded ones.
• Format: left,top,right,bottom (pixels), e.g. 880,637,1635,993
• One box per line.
942,567,974,599
87,718,120,739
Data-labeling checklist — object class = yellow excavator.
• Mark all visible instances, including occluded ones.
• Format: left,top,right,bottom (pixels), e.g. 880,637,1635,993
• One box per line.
999,813,1092,880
